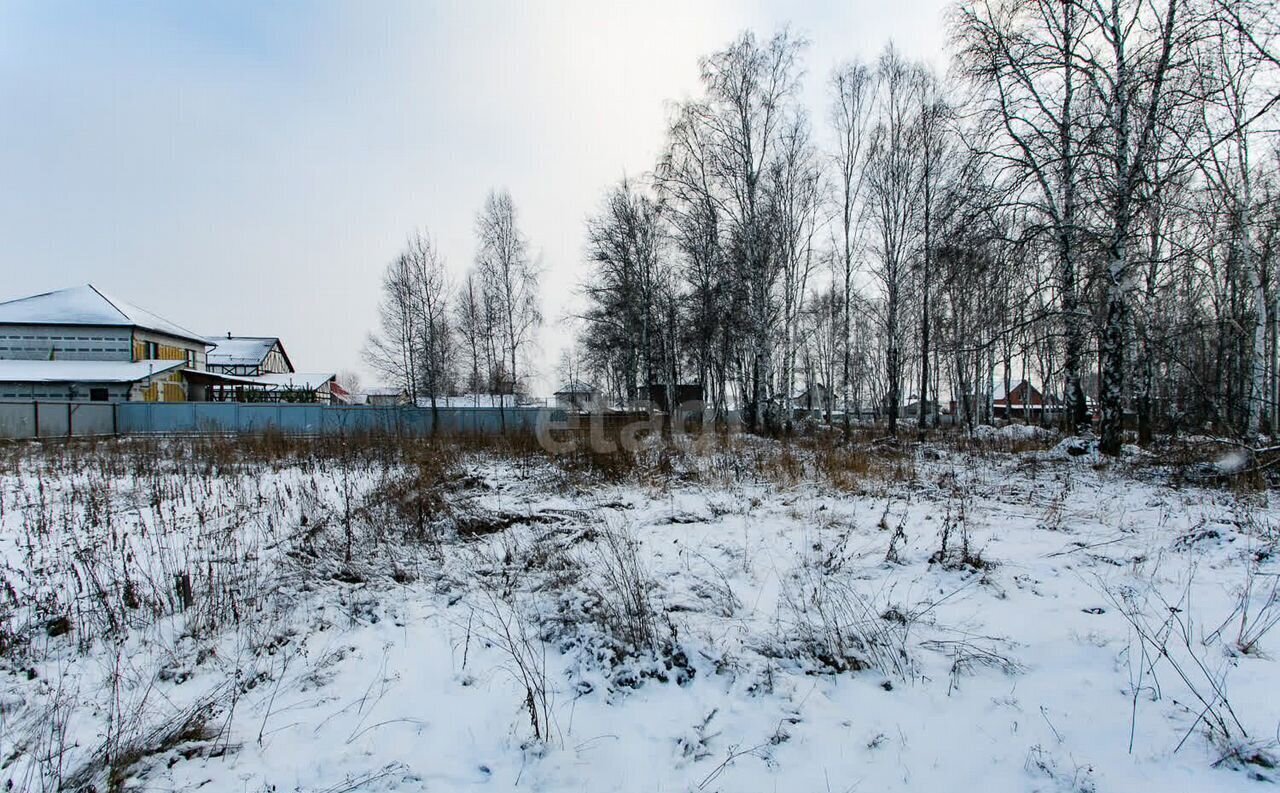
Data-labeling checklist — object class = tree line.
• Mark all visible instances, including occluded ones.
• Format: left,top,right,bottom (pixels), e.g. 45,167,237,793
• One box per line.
366,189,542,421
574,0,1280,453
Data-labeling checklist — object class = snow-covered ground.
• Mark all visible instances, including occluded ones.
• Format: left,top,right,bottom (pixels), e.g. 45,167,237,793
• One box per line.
0,436,1276,791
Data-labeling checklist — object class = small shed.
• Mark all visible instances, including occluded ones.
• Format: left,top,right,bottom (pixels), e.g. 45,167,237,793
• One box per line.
554,381,600,412
790,383,830,413
365,386,410,406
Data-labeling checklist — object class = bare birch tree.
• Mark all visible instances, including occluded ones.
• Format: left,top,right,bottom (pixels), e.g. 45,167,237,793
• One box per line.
475,189,542,418
865,47,925,437
366,230,455,418
830,60,875,437
366,252,421,403
954,0,1094,432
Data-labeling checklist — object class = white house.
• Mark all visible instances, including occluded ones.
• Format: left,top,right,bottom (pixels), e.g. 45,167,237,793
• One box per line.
554,381,600,412
0,285,209,401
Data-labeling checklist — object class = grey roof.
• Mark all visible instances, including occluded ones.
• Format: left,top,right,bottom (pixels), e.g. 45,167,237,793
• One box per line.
554,380,597,395
0,285,208,345
206,336,290,369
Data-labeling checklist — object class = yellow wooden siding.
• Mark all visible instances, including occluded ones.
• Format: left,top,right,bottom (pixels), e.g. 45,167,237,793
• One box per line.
132,340,191,362
140,371,187,402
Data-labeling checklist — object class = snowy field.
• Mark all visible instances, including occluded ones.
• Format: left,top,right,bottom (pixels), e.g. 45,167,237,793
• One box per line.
0,432,1276,792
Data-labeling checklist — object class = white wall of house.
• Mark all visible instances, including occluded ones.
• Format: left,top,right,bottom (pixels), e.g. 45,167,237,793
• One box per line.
0,381,131,400
0,324,132,361
262,345,289,374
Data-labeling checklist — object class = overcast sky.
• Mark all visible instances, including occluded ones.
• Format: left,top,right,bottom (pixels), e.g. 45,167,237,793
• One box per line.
0,0,951,393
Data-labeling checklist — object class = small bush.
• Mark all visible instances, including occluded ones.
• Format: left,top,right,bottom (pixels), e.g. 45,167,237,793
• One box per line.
775,559,912,679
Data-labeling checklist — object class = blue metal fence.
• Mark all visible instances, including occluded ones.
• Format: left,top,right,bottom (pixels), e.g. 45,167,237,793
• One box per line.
0,401,116,438
113,402,563,436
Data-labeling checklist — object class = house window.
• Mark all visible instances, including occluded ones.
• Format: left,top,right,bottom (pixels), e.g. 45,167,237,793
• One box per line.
185,349,195,367
89,387,109,402
142,341,159,359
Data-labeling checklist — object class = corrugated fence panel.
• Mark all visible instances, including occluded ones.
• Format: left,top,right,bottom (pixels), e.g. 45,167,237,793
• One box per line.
116,402,147,434
239,405,282,433
149,403,197,434
36,403,70,437
0,402,118,438
1,402,580,439
101,403,568,437
273,405,323,434
193,403,240,432
69,403,115,436
0,403,35,439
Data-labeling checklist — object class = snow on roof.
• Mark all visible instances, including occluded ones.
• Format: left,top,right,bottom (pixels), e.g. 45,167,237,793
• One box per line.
430,394,512,408
184,370,335,391
554,381,597,395
253,372,335,391
205,336,283,367
0,359,185,384
0,285,208,345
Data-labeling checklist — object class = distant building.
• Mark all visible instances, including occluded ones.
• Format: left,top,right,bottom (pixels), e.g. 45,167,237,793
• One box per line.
0,284,208,401
790,383,829,414
901,397,939,418
365,387,410,406
993,380,1060,420
185,369,339,404
554,381,600,412
647,383,705,413
205,335,294,376
328,380,353,405
0,284,346,404
948,380,1096,422
186,334,337,403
